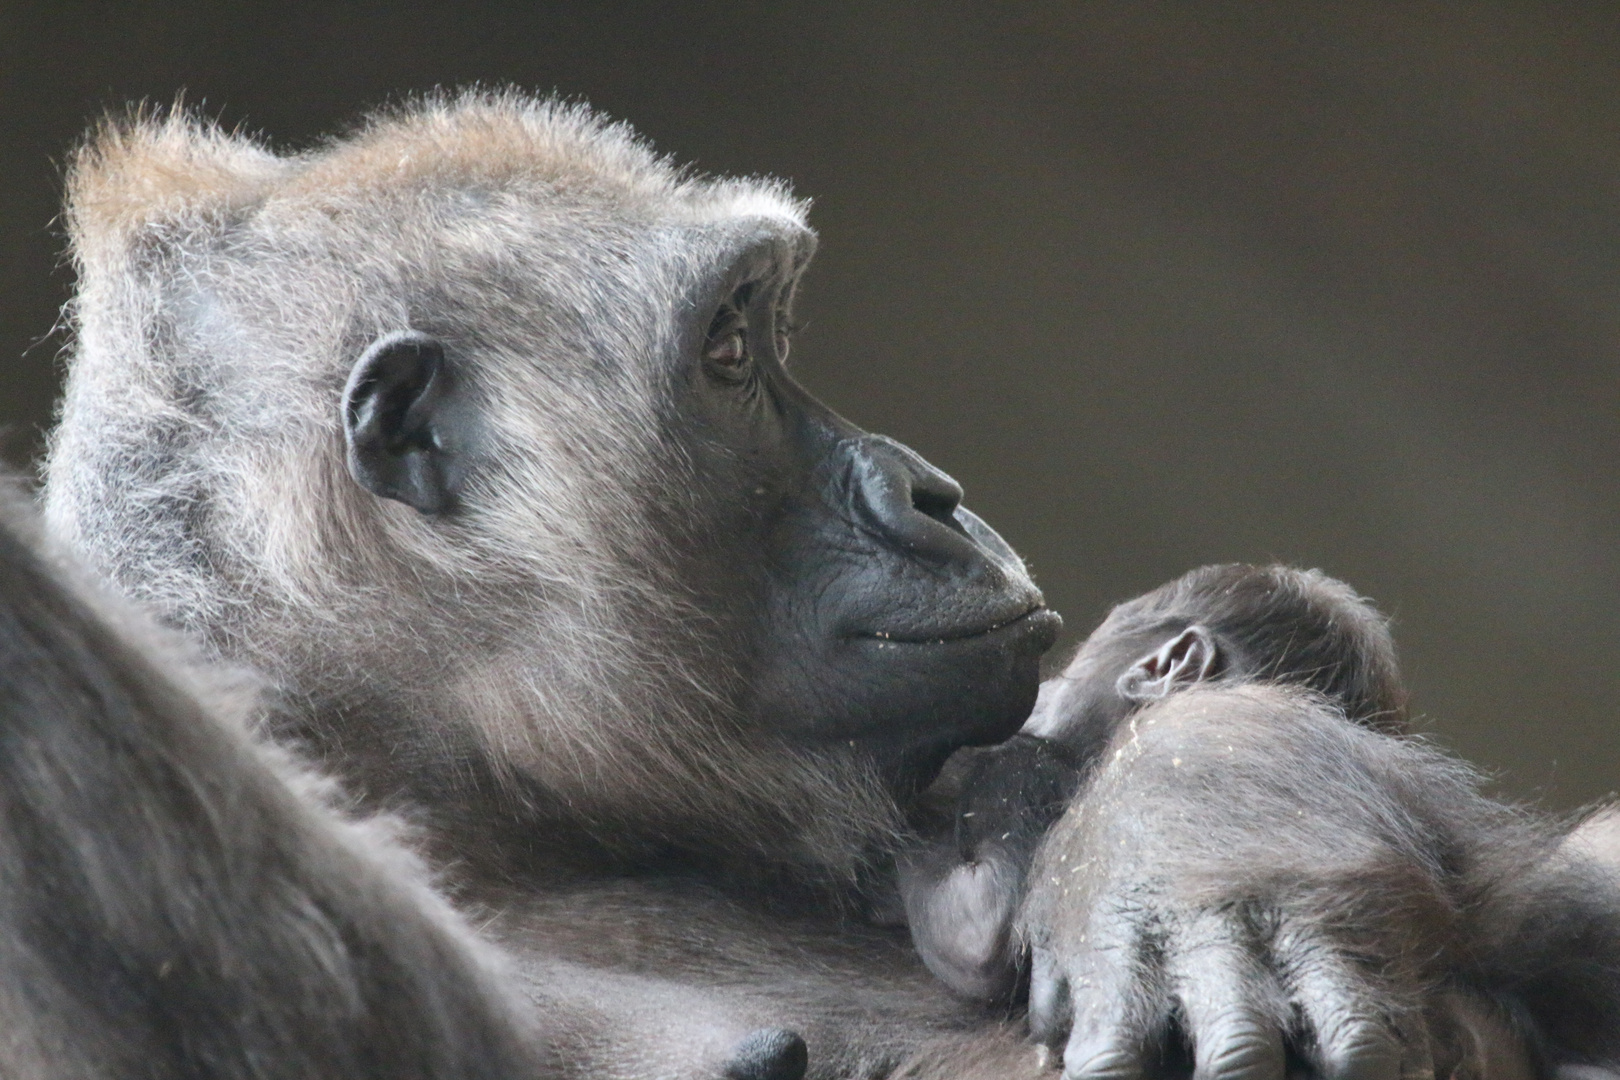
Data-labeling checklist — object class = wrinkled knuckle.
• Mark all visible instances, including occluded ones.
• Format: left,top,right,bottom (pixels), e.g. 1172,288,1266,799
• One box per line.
1199,1021,1283,1080
1319,1019,1400,1080
1064,1041,1141,1080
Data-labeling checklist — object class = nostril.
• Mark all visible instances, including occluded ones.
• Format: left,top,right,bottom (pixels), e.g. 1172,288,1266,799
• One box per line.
840,435,976,557
910,479,962,529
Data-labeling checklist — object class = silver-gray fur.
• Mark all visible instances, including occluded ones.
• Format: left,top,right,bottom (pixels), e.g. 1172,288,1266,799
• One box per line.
30,90,1619,1080
36,91,1046,1079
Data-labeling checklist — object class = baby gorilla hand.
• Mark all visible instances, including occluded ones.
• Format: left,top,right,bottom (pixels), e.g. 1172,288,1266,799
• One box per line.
898,735,1083,1001
1019,683,1517,1080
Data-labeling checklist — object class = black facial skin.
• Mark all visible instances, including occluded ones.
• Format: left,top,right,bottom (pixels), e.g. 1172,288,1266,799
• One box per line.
667,238,1062,793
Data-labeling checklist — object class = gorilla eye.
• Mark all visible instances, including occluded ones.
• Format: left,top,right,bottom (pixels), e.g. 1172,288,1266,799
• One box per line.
775,322,793,364
703,311,752,383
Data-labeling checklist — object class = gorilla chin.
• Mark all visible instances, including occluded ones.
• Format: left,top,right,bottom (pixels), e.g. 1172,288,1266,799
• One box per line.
853,605,1063,792
762,601,1061,795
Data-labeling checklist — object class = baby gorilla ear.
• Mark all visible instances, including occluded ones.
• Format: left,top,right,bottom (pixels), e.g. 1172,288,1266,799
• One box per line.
1116,624,1220,702
342,331,471,514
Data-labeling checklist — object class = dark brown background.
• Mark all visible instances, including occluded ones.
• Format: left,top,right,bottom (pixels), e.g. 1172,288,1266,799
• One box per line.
4,3,1619,808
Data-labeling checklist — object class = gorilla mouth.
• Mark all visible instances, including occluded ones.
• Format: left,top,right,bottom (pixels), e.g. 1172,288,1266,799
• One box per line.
856,605,1060,646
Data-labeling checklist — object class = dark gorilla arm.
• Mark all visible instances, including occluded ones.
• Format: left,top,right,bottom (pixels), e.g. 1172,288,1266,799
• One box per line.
0,492,549,1077
1018,684,1560,1080
1476,810,1620,1071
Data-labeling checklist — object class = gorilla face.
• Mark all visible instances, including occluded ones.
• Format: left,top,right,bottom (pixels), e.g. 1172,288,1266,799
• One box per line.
669,230,1061,791
342,220,1056,800
62,95,1064,836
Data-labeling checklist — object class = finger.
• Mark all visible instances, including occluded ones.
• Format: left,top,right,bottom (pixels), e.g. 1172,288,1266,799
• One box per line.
1029,946,1073,1047
1063,1026,1147,1080
1271,927,1400,1080
1166,911,1285,1080
1057,925,1164,1080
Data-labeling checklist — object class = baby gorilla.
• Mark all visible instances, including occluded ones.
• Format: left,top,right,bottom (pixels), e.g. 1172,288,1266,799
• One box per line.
901,565,1620,1076
896,563,1406,1003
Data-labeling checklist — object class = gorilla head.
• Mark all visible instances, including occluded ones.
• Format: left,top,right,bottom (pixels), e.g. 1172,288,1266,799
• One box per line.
45,94,1059,870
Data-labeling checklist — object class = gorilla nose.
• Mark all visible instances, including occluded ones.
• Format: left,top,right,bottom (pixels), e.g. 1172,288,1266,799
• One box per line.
843,435,975,562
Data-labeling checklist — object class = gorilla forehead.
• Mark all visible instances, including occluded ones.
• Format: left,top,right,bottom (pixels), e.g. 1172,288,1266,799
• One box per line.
271,96,814,323
77,92,814,407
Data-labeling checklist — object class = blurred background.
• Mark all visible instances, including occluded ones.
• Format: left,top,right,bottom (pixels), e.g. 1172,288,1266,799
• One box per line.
3,2,1619,808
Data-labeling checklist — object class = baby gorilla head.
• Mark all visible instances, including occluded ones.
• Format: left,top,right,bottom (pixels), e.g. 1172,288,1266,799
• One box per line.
1027,562,1407,753
898,563,1405,1001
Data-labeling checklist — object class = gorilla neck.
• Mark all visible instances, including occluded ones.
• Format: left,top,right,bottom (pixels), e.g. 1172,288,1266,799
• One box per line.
281,689,905,892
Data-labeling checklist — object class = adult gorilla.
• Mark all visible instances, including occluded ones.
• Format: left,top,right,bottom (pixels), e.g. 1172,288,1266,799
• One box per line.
23,93,1532,1078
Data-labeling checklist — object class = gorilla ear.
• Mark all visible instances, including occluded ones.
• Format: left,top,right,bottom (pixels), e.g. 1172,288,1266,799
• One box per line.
1116,625,1220,702
342,332,467,514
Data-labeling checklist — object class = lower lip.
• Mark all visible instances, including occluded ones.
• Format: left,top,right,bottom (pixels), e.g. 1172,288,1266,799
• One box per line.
854,606,1061,647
